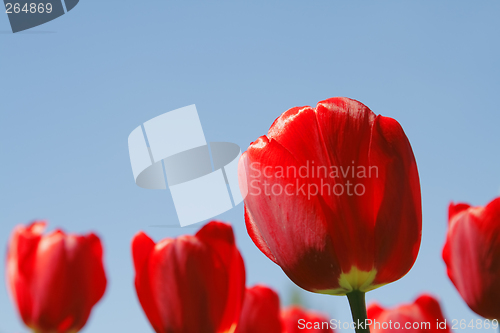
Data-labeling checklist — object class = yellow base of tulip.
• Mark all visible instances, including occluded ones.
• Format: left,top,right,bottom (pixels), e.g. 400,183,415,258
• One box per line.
317,266,386,296
225,322,238,333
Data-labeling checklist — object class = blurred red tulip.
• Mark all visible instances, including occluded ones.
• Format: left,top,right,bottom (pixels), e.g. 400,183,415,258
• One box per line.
367,294,450,332
6,221,107,333
132,221,246,333
442,198,500,319
235,285,282,333
281,306,334,333
239,97,421,295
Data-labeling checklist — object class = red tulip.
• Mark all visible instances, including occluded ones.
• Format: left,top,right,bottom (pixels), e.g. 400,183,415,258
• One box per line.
235,285,282,333
132,221,246,333
281,306,334,333
6,221,107,333
367,294,450,332
238,97,421,296
442,198,500,319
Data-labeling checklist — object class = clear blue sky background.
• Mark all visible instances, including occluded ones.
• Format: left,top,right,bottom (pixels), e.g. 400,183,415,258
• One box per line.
1,1,499,332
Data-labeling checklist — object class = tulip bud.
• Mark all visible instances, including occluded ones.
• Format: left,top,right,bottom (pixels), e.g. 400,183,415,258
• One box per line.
6,221,107,333
235,285,282,333
132,221,246,333
443,198,500,319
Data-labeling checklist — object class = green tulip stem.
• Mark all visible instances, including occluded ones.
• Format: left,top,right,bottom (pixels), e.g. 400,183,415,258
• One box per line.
346,290,371,333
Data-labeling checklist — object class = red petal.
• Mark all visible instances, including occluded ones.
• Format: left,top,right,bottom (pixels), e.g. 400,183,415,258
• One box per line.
132,232,155,273
448,202,471,222
131,232,163,332
235,285,282,333
367,294,449,333
369,115,421,285
28,231,107,332
196,221,246,333
281,306,333,333
366,303,385,320
241,134,342,292
6,221,46,326
414,294,447,324
69,233,107,330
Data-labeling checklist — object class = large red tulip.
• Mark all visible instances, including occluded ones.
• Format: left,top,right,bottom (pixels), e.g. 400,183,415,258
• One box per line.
367,294,450,332
442,198,500,319
238,97,421,296
132,221,246,333
281,306,334,333
6,221,107,333
235,285,282,333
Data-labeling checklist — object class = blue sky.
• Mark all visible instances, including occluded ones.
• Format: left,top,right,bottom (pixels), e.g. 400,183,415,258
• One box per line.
1,1,500,332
